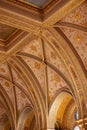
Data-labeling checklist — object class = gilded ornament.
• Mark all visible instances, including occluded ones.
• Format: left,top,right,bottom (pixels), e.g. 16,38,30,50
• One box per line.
41,61,46,67
75,34,83,43
35,62,40,69
51,52,57,59
53,74,61,82
30,45,37,51
75,12,81,19
5,81,10,87
1,68,5,72
21,92,26,98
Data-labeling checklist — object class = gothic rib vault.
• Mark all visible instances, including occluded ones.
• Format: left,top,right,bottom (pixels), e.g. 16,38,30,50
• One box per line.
0,0,87,130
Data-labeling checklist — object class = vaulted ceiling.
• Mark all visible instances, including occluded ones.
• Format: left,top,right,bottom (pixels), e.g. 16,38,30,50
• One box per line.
0,0,87,130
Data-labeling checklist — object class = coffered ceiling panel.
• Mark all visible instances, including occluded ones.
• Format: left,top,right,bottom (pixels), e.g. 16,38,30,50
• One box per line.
20,0,51,7
0,23,17,42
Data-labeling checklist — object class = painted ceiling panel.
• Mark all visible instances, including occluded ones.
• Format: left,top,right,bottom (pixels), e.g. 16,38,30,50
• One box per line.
0,104,6,122
59,26,87,70
19,37,70,99
0,63,10,79
15,87,31,112
48,67,69,103
56,1,87,71
60,1,87,27
21,56,46,95
44,39,68,76
10,66,28,92
0,77,14,105
21,37,43,58
0,23,16,41
21,0,51,7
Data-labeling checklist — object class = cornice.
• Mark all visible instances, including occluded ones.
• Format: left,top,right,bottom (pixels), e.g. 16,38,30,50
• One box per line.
43,0,85,27
6,0,42,13
0,0,85,30
0,33,35,64
5,0,61,14
55,22,87,32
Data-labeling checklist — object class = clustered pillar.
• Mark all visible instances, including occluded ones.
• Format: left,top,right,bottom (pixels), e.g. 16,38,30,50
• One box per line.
76,117,87,130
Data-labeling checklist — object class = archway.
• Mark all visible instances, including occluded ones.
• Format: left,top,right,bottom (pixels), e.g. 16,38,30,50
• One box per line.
17,107,37,130
49,91,80,130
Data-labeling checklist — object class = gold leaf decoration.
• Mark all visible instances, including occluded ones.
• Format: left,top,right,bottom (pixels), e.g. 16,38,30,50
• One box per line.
5,81,10,87
75,34,83,43
30,45,36,51
53,74,61,82
1,68,5,72
51,52,57,59
74,12,81,19
34,62,40,69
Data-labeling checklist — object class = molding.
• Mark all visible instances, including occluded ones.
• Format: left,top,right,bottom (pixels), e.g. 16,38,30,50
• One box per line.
0,33,35,64
54,22,87,32
43,0,85,27
0,0,85,30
